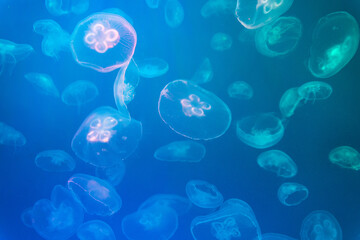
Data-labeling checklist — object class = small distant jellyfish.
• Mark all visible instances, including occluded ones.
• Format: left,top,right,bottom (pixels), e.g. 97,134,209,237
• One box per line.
308,11,359,78
35,150,76,172
227,81,253,100
300,210,343,240
329,146,360,171
277,182,308,206
191,58,213,85
235,0,294,29
137,57,169,78
21,208,34,228
201,0,237,18
164,0,184,28
158,80,232,140
297,81,332,103
68,174,122,216
279,87,304,118
185,180,223,208
61,80,99,107
77,220,116,240
262,233,297,240
236,113,285,149
255,17,303,57
139,194,192,216
0,122,26,147
154,140,206,163
24,72,60,98
45,0,89,16
95,160,126,186
211,32,232,51
71,12,137,72
257,150,297,178
146,0,161,9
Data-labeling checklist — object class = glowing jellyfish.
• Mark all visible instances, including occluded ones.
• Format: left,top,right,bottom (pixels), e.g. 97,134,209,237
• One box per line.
235,0,294,29
191,58,213,85
0,122,26,147
158,80,231,140
146,0,161,9
71,106,142,167
31,185,84,240
329,146,360,171
164,0,184,28
137,57,169,78
139,194,192,216
279,87,304,118
77,220,116,240
68,173,122,216
227,81,253,100
277,182,308,206
211,32,233,51
71,12,137,72
308,11,359,78
186,180,223,208
236,113,284,149
257,150,297,178
255,16,302,57
45,0,89,16
201,0,237,18
35,150,76,172
95,160,126,186
154,140,206,163
300,210,343,240
191,198,262,240
262,233,297,240
297,81,332,103
24,72,59,98
21,208,34,228
61,80,98,107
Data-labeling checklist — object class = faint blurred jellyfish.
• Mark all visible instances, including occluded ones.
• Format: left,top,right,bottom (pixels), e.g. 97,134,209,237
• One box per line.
257,150,297,178
137,57,169,78
191,198,262,240
279,87,304,118
21,208,34,228
211,32,232,51
77,220,116,240
255,17,302,57
0,122,26,147
297,81,332,103
236,113,284,149
201,0,237,18
277,182,308,206
227,81,253,100
164,0,184,28
71,12,137,72
158,80,232,140
24,72,60,98
95,160,126,186
139,194,192,216
102,8,134,25
300,210,343,240
146,0,161,9
61,80,98,108
191,58,213,85
33,19,70,59
154,140,206,163
235,0,294,29
186,180,223,208
308,11,359,78
71,106,142,167
68,174,122,216
35,150,76,172
45,0,89,16
329,146,360,171
262,233,297,240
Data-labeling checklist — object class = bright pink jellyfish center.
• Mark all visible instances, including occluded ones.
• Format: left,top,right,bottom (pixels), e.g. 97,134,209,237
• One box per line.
84,23,120,54
180,94,211,117
86,117,118,143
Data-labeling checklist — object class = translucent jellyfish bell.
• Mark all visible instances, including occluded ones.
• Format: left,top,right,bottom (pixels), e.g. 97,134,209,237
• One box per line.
227,81,254,100
277,182,309,206
45,0,89,16
25,72,60,98
185,180,223,208
35,150,76,172
77,220,116,240
71,12,137,72
201,0,237,18
262,233,297,240
329,146,360,171
279,87,304,118
297,81,332,103
158,80,232,140
164,0,184,28
21,208,34,228
146,0,161,9
210,32,233,51
257,150,297,178
138,194,192,216
61,80,99,107
0,122,26,147
191,58,213,85
137,57,169,78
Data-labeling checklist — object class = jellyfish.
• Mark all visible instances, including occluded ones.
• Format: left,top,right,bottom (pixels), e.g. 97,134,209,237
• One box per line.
191,198,262,240
211,32,232,51
95,160,126,186
277,182,308,206
71,106,142,167
227,81,253,100
191,58,213,85
255,16,302,57
70,12,137,72
154,140,206,163
297,81,332,103
329,146,360,171
164,0,184,28
21,208,34,228
186,180,223,208
102,8,134,26
158,80,232,140
300,210,343,240
137,57,169,78
33,19,70,59
146,0,161,9
236,113,284,149
235,0,294,29
24,72,60,98
308,11,359,78
77,220,116,240
35,150,76,172
257,150,297,178
138,194,192,216
68,173,122,216
45,0,89,16
262,233,297,240
201,0,237,18
61,80,99,107
0,122,26,147
279,87,304,118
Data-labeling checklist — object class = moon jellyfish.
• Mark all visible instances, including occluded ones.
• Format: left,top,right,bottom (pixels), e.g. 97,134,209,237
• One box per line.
164,0,184,28
139,194,192,216
308,11,359,78
297,81,332,103
154,140,206,163
236,113,284,149
329,146,360,171
158,80,232,140
95,160,126,186
137,57,169,78
0,122,26,147
279,87,304,118
146,0,161,9
300,210,342,240
68,173,122,216
71,12,137,72
201,0,237,18
262,233,297,240
191,58,213,85
35,150,76,172
235,0,294,29
211,32,232,51
45,0,89,16
24,72,60,98
61,80,98,107
31,185,84,240
77,220,116,240
257,150,297,178
191,198,262,240
186,180,223,208
277,182,308,206
71,106,142,167
227,81,253,100
21,208,34,228
255,16,302,57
